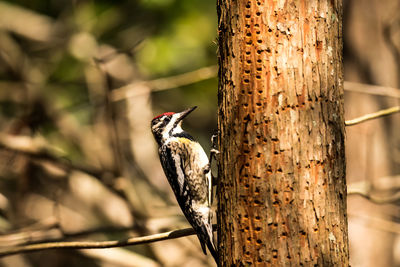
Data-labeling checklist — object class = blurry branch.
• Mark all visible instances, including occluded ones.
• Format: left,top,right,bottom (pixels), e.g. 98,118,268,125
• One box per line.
96,63,124,174
110,65,218,101
0,226,199,257
349,213,400,235
0,133,102,177
345,106,400,126
348,186,400,204
383,16,400,87
0,217,136,247
0,2,57,42
344,81,400,98
348,176,400,204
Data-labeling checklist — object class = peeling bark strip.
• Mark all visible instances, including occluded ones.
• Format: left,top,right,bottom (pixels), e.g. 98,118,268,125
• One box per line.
217,0,349,266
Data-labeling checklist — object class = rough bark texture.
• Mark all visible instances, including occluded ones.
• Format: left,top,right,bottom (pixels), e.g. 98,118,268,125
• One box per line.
217,0,349,266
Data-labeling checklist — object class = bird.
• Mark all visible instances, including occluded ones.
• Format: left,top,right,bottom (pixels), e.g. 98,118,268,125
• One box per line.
150,106,218,263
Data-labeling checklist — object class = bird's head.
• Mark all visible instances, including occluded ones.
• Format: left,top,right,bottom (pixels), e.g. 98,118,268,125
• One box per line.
151,106,197,145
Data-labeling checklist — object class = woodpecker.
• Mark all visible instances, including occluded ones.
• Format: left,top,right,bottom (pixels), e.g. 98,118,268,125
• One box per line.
151,106,218,263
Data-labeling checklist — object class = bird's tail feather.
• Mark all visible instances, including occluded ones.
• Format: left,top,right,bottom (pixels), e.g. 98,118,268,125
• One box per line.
197,224,218,264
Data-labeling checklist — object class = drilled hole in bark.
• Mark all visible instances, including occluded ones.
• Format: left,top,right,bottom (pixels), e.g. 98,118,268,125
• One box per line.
245,50,251,55
245,4,250,8
273,223,278,227
272,250,278,258
244,184,250,189
256,30,261,34
274,151,279,154
256,75,261,79
245,226,250,230
244,79,250,83
266,48,271,53
246,40,252,45
256,102,262,106
255,215,261,220
255,227,261,231
257,59,262,63
245,14,251,18
247,237,251,241
243,103,248,107
241,90,245,94
277,168,282,172
257,258,263,263
256,50,262,55
258,90,263,94
244,150,250,154
268,28,272,32
244,69,250,74
255,187,260,193
254,200,262,205
256,152,261,158
248,91,253,95
245,162,250,167
282,232,288,237
246,32,252,37
256,67,262,71
244,214,249,218
255,23,260,27
245,24,250,28
257,39,262,43
247,59,252,64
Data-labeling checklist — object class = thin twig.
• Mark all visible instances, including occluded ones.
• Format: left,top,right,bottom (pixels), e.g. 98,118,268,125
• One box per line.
0,227,197,257
345,106,400,126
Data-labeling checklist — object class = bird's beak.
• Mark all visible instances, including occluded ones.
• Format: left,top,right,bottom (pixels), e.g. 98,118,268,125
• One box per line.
175,106,197,123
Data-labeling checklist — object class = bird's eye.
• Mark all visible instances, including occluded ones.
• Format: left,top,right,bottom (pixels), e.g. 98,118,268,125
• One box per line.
164,116,171,122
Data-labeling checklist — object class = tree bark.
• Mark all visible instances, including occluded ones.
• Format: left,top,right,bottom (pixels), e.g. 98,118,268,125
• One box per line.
217,0,349,266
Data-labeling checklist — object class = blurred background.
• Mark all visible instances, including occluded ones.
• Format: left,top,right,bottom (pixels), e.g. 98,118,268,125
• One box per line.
0,0,398,266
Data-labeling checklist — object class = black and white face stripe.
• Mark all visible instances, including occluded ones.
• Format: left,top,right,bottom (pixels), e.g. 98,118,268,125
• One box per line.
151,107,197,145
151,115,173,145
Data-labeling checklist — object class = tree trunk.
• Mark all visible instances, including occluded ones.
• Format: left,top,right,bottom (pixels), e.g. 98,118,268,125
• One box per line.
217,0,349,266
